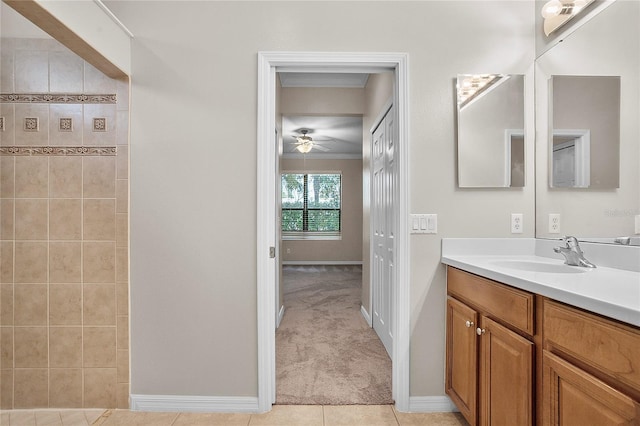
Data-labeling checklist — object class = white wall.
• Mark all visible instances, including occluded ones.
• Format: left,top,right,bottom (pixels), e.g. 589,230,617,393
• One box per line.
106,0,535,399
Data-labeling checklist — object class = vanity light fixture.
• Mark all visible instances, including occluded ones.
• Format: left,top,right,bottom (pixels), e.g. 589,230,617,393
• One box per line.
541,0,593,36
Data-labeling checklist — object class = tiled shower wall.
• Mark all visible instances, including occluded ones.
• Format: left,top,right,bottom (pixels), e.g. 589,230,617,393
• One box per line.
0,38,129,409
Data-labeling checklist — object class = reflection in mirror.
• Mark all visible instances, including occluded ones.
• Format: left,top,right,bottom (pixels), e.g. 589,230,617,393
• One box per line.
550,75,620,189
457,74,525,188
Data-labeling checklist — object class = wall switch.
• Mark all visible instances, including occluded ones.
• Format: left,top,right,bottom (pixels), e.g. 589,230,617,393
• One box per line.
636,215,640,234
511,213,523,234
548,213,561,234
410,214,437,234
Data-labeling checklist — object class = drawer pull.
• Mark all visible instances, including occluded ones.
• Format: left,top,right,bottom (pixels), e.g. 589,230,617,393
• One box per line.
476,328,486,336
465,320,474,328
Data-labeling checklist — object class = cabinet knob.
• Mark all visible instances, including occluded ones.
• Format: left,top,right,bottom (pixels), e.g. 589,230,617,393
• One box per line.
465,320,474,328
476,328,486,336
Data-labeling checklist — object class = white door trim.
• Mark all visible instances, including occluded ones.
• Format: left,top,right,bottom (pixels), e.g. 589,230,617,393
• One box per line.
257,51,410,413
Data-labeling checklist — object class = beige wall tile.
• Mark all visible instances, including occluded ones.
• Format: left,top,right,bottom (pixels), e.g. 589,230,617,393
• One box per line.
0,104,16,146
83,242,115,283
116,248,128,283
83,157,115,198
14,284,47,326
116,79,130,112
83,104,116,146
0,284,13,325
14,242,48,283
116,383,129,409
85,63,117,93
83,284,116,326
1,327,13,369
84,199,116,241
49,369,83,408
116,145,128,179
15,50,48,92
15,156,48,198
14,104,49,147
0,157,14,197
116,349,128,384
1,368,13,409
49,104,83,146
49,284,82,326
0,200,13,241
117,316,129,350
83,327,116,368
83,368,116,408
49,50,84,93
116,282,128,316
50,157,82,198
49,242,82,283
49,199,82,240
116,214,128,248
14,327,48,368
15,199,48,240
0,243,13,283
116,180,128,214
14,368,48,408
50,327,82,368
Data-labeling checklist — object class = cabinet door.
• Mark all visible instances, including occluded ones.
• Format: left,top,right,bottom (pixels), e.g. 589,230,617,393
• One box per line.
446,296,478,425
478,317,533,426
543,351,639,425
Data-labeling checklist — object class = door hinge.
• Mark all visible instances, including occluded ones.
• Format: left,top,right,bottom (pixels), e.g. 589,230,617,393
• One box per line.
269,246,276,258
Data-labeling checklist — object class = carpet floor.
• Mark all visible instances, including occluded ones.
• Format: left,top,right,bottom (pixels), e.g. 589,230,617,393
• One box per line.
276,265,393,405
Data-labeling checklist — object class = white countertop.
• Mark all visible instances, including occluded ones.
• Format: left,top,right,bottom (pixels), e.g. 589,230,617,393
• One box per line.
441,239,640,327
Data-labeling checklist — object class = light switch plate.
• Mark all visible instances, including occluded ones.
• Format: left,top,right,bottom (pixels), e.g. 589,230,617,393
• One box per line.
410,214,437,234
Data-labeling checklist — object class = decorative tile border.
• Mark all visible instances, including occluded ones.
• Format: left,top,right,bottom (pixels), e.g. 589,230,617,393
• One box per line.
0,93,116,104
0,146,117,156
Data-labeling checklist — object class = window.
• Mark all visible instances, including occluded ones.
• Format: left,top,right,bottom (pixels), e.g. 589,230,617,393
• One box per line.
281,173,341,238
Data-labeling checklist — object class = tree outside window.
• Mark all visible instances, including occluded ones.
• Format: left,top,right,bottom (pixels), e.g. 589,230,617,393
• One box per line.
281,173,341,235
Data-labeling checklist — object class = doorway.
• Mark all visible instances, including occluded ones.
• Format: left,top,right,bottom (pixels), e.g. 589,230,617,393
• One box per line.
257,52,410,413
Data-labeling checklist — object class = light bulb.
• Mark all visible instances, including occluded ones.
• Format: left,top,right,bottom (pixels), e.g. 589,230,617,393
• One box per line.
541,0,563,18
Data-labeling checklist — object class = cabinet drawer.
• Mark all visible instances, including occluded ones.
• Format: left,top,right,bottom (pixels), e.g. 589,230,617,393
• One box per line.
544,299,640,393
447,267,534,335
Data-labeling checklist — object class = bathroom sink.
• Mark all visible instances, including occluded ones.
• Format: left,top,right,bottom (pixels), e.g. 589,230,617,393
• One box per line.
491,260,588,274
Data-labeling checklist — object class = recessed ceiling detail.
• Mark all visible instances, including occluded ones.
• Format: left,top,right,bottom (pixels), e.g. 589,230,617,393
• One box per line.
282,115,363,158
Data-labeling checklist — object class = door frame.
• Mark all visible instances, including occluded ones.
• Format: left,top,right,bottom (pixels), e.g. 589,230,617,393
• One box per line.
257,51,410,413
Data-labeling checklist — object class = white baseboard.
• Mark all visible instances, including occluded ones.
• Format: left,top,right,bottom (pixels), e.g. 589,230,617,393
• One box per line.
130,394,260,413
360,305,372,327
407,396,457,413
282,261,363,266
277,305,285,328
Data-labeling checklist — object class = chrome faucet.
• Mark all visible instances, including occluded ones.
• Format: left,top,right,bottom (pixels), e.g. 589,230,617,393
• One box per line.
554,236,596,268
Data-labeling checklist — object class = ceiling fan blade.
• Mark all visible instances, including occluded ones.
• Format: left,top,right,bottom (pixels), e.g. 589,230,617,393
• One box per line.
313,144,330,152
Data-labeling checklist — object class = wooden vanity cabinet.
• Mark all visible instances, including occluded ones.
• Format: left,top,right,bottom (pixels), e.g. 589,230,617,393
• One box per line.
542,299,640,425
446,266,535,426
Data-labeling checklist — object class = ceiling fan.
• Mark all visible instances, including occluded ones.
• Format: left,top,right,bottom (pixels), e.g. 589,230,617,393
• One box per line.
291,129,330,153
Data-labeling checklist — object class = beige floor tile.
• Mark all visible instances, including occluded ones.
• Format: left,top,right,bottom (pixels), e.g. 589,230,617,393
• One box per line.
249,405,323,426
393,409,468,426
323,405,398,426
172,412,251,426
35,411,63,425
83,409,107,425
1,412,10,425
96,410,179,426
59,411,90,426
9,411,36,426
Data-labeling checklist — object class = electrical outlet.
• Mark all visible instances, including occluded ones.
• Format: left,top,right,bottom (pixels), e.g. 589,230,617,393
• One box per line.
548,213,561,234
511,213,523,234
286,248,291,254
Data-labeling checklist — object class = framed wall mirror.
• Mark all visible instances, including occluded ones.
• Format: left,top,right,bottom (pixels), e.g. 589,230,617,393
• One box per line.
549,75,620,189
535,0,639,243
457,74,525,188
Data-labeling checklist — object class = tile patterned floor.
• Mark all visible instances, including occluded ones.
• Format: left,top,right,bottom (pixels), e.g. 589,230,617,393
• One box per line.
0,405,468,426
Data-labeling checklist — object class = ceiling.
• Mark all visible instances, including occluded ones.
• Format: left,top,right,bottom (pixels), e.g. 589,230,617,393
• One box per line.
279,72,367,159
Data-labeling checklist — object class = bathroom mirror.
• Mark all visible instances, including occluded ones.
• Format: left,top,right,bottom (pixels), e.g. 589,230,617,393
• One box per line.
457,74,525,188
549,75,620,189
535,0,639,243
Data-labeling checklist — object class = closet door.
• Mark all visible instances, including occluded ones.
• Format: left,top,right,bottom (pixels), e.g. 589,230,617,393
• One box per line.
372,106,394,356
